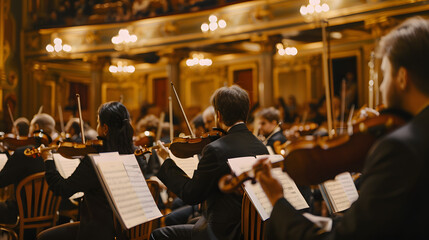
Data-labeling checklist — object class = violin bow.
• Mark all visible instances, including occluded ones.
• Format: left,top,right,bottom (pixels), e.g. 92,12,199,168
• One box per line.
168,96,174,142
37,105,43,114
321,19,334,138
170,81,195,138
339,79,347,135
58,104,65,135
156,112,165,142
76,94,86,144
7,103,18,136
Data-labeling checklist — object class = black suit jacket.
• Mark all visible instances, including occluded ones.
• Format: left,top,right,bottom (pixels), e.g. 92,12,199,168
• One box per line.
266,130,287,150
0,146,45,189
266,106,429,239
157,123,268,240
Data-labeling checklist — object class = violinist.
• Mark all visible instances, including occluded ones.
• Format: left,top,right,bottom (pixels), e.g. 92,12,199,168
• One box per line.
37,101,144,240
202,105,215,131
12,117,30,137
256,17,429,239
151,85,269,240
255,107,286,150
0,113,56,238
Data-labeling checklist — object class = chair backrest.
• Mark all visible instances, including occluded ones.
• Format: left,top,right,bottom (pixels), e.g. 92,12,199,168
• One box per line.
15,172,62,240
116,179,160,240
241,192,265,240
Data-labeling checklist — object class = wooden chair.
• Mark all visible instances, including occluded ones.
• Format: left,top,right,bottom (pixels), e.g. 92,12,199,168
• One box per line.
116,179,161,240
241,192,265,240
0,172,62,240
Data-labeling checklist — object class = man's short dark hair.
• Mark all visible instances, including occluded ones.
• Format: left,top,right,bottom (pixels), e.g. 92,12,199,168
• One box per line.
14,117,30,136
378,17,429,96
210,85,250,126
256,107,280,123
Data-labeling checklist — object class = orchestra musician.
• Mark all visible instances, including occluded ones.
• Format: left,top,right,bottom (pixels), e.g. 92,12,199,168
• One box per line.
150,85,269,240
255,17,429,239
255,107,286,150
37,101,143,240
0,113,57,238
12,117,30,137
202,106,215,131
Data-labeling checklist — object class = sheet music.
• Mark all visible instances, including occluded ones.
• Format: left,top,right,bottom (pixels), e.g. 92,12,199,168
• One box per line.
228,155,308,221
92,153,148,229
170,153,199,178
0,153,7,171
52,153,84,200
322,172,358,213
121,154,162,220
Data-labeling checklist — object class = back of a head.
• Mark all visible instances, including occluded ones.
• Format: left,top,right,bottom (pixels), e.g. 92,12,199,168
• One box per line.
136,114,159,133
192,114,205,129
211,85,250,126
30,113,55,136
98,101,134,154
65,118,80,134
257,107,280,123
14,117,30,136
378,17,429,96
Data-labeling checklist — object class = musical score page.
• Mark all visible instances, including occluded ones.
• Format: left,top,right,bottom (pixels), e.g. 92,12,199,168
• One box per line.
0,153,7,171
321,172,358,213
91,153,148,229
228,155,308,221
170,153,199,178
121,154,162,220
52,153,84,200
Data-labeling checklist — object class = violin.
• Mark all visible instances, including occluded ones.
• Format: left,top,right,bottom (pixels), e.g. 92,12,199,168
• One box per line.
24,139,103,159
134,131,156,148
135,128,226,158
218,108,410,192
0,130,52,151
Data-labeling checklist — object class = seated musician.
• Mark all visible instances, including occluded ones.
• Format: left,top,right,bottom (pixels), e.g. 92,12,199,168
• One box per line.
0,113,56,235
202,105,215,131
150,85,269,240
255,17,429,239
12,117,30,137
255,107,285,150
37,102,143,240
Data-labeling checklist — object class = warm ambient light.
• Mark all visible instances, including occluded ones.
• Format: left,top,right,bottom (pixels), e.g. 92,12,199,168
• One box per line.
109,61,135,73
201,15,227,33
300,0,329,16
46,37,72,53
111,29,138,45
276,42,298,56
186,53,212,66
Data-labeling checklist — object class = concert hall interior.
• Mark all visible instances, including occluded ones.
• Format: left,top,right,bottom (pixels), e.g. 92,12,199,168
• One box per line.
1,0,429,240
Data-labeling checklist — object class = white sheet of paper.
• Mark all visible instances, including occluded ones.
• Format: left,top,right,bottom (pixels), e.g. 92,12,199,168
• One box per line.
228,155,308,221
121,154,162,221
92,152,148,229
303,213,333,232
52,153,84,200
322,172,358,213
170,153,199,178
0,153,8,171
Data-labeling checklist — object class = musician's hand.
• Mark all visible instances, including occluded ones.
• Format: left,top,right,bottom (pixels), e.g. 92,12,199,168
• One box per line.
254,158,284,206
40,145,53,161
156,140,170,161
149,176,167,190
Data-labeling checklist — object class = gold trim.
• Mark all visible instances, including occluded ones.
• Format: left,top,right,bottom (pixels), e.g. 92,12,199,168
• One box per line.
101,81,140,110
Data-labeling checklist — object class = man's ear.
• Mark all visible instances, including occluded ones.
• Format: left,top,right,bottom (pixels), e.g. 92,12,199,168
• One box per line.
216,111,222,124
396,67,409,91
102,124,109,136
